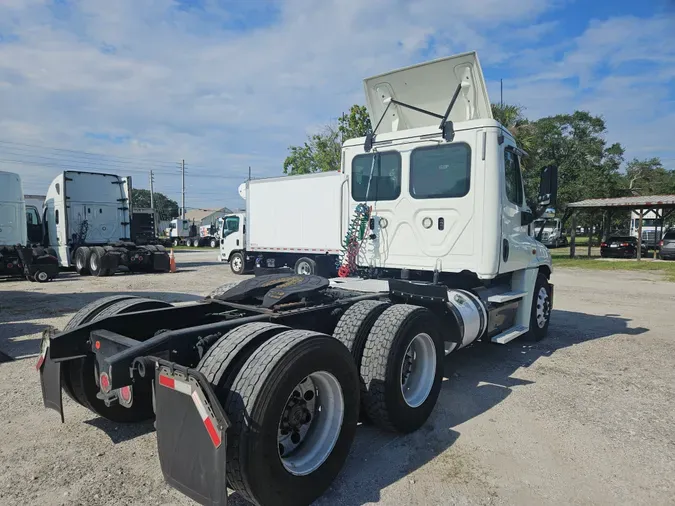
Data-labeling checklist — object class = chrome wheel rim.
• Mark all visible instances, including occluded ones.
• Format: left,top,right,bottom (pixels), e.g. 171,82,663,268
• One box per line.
90,255,98,271
36,271,48,282
400,333,436,408
232,256,242,272
297,262,312,275
277,371,344,476
536,286,550,329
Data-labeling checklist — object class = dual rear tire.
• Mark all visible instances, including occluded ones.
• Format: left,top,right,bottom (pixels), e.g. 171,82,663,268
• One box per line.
60,295,172,422
334,301,444,433
198,323,359,506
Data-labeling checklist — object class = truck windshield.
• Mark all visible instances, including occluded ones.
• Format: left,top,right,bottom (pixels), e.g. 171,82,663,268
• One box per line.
223,216,239,237
351,152,401,202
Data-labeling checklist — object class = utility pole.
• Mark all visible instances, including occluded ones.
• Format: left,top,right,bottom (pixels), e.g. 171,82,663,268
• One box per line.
248,166,251,181
181,159,186,220
149,170,155,210
500,79,503,107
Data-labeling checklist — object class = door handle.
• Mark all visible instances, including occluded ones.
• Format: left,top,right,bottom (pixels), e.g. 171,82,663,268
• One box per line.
236,239,239,246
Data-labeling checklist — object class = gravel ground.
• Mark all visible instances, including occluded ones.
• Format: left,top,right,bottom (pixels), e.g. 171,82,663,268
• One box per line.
1,252,674,506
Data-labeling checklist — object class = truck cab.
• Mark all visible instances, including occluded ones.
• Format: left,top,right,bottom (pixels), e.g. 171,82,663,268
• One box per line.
531,217,567,248
217,213,245,268
342,51,553,281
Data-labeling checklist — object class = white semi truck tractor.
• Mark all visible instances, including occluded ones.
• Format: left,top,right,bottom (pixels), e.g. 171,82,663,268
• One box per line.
44,171,170,276
38,51,557,506
0,171,59,282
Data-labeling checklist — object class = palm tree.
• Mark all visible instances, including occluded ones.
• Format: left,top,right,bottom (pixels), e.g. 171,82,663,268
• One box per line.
491,103,534,155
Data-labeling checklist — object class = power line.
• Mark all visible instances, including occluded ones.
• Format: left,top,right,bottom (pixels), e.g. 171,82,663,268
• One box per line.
0,149,182,175
0,139,180,168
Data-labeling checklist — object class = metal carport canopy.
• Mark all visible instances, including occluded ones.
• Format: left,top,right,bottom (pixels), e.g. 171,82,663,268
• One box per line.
564,195,675,260
567,195,675,210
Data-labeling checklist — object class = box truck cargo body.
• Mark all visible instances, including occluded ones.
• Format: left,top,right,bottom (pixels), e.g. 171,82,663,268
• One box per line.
0,171,59,282
218,171,344,275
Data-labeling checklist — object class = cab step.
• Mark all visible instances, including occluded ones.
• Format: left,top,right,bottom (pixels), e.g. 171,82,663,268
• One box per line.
491,325,528,344
488,291,527,303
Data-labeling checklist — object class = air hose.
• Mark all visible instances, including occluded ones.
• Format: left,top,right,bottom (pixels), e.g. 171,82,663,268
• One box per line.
337,203,370,277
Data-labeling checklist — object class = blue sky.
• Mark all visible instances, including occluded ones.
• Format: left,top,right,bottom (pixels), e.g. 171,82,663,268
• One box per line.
0,0,674,211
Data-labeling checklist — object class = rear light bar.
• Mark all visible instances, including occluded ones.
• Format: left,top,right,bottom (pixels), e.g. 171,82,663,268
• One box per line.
620,242,630,247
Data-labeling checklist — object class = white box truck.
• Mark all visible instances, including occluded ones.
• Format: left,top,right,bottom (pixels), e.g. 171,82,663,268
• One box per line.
0,171,59,282
39,51,558,506
44,171,170,276
218,171,345,276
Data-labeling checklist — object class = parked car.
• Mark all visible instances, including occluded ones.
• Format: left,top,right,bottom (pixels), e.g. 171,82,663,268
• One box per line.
600,236,648,258
659,230,675,260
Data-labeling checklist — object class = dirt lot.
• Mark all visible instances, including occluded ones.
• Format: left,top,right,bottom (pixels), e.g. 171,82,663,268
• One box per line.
1,250,674,506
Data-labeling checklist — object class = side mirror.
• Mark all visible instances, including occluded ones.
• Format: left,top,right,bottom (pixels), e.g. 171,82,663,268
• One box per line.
538,165,558,207
521,209,534,226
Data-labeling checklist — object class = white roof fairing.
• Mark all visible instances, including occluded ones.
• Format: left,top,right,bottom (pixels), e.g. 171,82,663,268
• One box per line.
363,51,492,135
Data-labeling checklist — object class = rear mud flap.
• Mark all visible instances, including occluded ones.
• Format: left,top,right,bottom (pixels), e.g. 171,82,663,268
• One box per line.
153,252,170,272
38,331,64,423
154,361,230,506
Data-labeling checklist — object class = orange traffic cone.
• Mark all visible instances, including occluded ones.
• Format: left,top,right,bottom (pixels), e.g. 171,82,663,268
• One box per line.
169,248,177,273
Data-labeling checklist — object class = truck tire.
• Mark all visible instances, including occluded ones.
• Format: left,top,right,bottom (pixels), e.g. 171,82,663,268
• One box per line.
198,322,289,397
221,329,359,506
294,257,316,276
524,273,552,341
360,304,444,433
65,298,172,422
333,300,390,419
74,247,91,275
230,251,245,275
88,246,109,277
34,270,50,283
172,238,180,247
210,238,218,248
61,295,139,403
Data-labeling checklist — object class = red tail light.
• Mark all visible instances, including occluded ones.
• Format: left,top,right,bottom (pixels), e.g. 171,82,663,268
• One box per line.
99,372,111,393
600,242,607,247
660,240,664,247
620,242,630,247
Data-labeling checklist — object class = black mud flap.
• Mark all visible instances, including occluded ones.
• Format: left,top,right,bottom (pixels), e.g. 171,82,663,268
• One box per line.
154,361,230,506
37,329,64,423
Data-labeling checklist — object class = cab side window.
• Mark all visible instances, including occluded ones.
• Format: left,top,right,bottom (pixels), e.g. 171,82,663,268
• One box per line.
504,149,523,206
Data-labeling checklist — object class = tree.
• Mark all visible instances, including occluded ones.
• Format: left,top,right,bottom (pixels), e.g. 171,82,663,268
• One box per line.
625,157,675,195
524,111,625,210
131,189,179,220
283,105,372,175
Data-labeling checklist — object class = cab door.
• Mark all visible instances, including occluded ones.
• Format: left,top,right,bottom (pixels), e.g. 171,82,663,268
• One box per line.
499,145,532,273
219,215,242,260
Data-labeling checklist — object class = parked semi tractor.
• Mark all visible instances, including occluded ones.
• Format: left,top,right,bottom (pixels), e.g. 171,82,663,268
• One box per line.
166,219,219,248
218,172,344,276
531,217,567,247
44,171,170,276
37,51,557,506
0,171,59,282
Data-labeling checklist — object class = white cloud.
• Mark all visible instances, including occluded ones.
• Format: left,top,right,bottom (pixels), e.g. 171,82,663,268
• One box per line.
0,0,673,208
